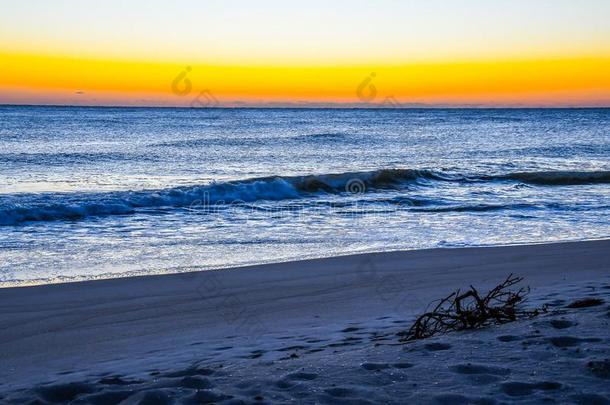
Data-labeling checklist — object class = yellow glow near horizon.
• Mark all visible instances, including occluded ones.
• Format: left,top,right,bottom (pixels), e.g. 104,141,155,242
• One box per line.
1,52,609,107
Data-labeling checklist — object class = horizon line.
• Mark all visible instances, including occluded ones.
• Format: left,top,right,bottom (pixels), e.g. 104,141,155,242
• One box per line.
2,103,610,110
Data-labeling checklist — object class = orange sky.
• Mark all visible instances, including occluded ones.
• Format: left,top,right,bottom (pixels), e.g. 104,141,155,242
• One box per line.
1,52,609,107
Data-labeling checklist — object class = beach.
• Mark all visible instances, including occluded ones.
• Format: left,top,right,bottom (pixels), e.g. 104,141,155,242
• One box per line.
1,239,609,403
2,2,610,403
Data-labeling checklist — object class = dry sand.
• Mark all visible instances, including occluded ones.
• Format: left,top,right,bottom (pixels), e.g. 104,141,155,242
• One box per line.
1,240,609,404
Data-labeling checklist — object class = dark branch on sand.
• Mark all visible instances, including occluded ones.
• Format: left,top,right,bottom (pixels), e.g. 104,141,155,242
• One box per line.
399,274,546,342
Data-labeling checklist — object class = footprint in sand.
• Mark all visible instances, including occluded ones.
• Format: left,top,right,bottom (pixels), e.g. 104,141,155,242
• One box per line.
450,363,510,386
424,342,452,351
501,381,562,397
247,350,265,359
550,319,577,329
566,298,605,308
324,386,356,398
361,362,391,371
449,363,511,376
34,382,96,403
163,365,216,378
286,371,318,381
177,376,214,389
548,336,601,348
587,360,610,379
497,335,522,342
392,362,414,369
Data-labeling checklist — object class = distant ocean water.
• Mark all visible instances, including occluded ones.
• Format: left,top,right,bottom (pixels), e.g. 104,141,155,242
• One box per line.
1,106,609,285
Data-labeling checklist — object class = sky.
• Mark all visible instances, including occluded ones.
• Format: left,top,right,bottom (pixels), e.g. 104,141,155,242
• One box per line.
1,0,609,107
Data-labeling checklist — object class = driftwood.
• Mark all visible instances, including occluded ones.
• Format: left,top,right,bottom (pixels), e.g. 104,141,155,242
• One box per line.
400,274,545,342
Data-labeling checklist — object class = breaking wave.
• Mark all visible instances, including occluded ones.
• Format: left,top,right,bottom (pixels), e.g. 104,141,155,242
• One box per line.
1,169,608,225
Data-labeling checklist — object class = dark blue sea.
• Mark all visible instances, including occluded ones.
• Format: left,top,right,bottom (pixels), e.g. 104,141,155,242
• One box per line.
1,106,609,284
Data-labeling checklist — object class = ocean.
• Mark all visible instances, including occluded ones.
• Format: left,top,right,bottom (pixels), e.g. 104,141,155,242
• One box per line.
1,106,609,285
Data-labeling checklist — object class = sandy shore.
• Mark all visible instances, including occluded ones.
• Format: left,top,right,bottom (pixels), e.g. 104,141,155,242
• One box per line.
1,240,609,403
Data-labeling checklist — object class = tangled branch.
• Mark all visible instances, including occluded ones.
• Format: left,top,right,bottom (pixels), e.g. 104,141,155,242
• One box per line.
400,274,545,342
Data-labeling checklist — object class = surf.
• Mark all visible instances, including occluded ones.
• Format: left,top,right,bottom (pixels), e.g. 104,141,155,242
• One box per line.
1,168,609,225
